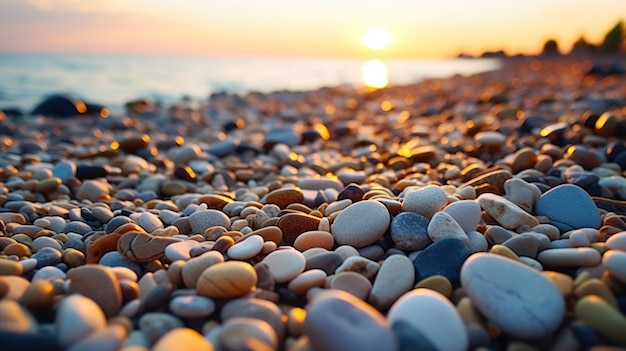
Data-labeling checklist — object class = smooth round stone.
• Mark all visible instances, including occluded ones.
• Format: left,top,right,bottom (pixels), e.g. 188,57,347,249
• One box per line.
32,266,66,281
196,261,257,298
75,180,110,202
188,210,230,234
502,233,540,258
134,212,164,233
390,212,432,251
287,269,327,295
264,127,301,147
414,275,453,297
169,295,215,318
477,193,539,229
261,249,306,283
401,185,447,219
412,237,470,285
218,317,278,350
3,276,30,300
335,256,380,279
329,272,372,300
62,221,93,235
98,251,141,276
388,289,468,351
503,177,542,213
65,325,126,351
31,236,62,253
152,328,214,351
305,290,398,351
442,200,482,233
52,161,76,182
304,251,344,275
474,131,506,146
368,254,414,310
331,200,390,248
56,294,107,349
227,235,264,260
293,231,335,251
461,253,565,339
467,230,488,253
602,250,626,284
277,213,320,245
0,259,23,276
32,247,62,268
392,320,439,351
181,251,224,288
265,187,304,209
66,265,122,317
535,184,601,232
575,295,626,345
220,297,286,340
606,231,626,250
164,240,198,261
537,248,602,268
427,211,469,245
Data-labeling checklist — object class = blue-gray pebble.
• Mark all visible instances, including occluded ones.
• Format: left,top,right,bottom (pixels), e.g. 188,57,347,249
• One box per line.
535,184,601,232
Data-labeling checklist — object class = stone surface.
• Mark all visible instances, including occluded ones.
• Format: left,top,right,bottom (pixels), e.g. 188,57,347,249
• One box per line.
261,248,306,283
331,200,390,248
401,185,448,219
602,250,626,284
368,254,414,310
196,261,258,298
477,193,539,229
442,200,482,233
305,290,398,351
388,289,468,351
188,210,231,234
575,295,626,345
535,184,601,232
427,211,469,244
152,328,214,351
461,253,565,339
390,212,432,251
227,235,264,260
65,264,122,317
56,294,107,349
412,237,471,285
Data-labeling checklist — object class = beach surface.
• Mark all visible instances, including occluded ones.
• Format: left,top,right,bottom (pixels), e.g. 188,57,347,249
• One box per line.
1,56,626,350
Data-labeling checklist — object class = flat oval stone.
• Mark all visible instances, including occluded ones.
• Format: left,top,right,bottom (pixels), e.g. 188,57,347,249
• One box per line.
305,290,398,351
134,212,164,233
368,254,414,310
293,230,335,251
277,213,320,245
164,240,198,261
477,193,539,229
388,289,468,351
218,317,278,350
196,261,257,299
188,210,231,234
287,269,327,295
304,251,344,274
181,251,224,288
169,295,215,318
0,299,36,333
606,231,626,250
442,200,482,233
265,187,304,209
262,249,306,283
412,237,470,285
401,185,447,219
390,212,432,251
227,235,264,260
461,253,565,339
537,248,601,268
535,184,601,232
329,271,372,300
56,294,107,349
503,177,542,213
221,297,286,340
331,200,390,248
602,250,626,284
575,295,626,345
66,264,122,317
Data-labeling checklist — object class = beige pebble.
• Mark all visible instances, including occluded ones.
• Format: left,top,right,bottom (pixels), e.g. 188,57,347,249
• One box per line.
575,295,626,345
574,278,618,309
181,251,224,288
537,248,601,268
196,261,258,298
56,294,107,349
293,231,335,251
477,193,539,229
602,250,626,284
414,275,453,298
542,271,573,296
0,299,36,333
288,269,327,295
3,275,30,300
368,254,414,310
0,259,23,276
335,256,379,279
227,234,264,260
329,271,372,300
19,279,55,309
262,249,306,283
218,317,278,350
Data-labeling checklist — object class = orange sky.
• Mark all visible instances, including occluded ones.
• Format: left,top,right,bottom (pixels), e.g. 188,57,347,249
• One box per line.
1,0,625,58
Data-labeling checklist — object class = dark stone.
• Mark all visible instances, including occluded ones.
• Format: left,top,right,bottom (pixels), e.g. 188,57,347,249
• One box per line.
337,184,365,202
518,115,549,134
412,237,471,285
206,139,239,157
31,95,87,118
392,320,438,351
105,216,134,234
606,142,626,162
545,168,562,178
99,251,142,276
314,190,329,207
581,112,600,129
390,212,432,251
173,166,196,182
75,165,108,180
222,118,245,132
0,122,15,135
263,126,301,149
539,122,570,145
302,129,322,143
532,182,551,193
80,208,98,223
569,321,601,350
32,247,62,268
304,252,343,274
0,330,60,351
1,108,25,118
235,143,262,155
142,282,176,313
84,102,108,116
62,237,86,253
570,174,600,189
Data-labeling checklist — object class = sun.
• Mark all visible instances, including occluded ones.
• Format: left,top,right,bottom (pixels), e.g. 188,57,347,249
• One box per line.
362,28,392,51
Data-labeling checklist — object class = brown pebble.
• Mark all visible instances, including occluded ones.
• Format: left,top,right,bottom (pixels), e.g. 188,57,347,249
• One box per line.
0,277,9,298
266,188,304,209
212,235,235,254
117,232,180,262
277,213,320,245
182,251,224,288
249,226,283,245
87,223,147,264
19,279,55,309
293,231,335,251
3,243,31,257
198,194,234,210
0,259,23,276
66,264,123,317
459,167,512,195
329,271,372,300
62,248,86,267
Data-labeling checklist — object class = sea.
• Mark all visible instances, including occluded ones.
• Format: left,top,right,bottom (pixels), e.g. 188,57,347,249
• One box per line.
0,53,501,115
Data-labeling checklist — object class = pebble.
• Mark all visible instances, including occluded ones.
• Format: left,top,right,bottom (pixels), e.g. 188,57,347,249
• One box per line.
442,199,482,233
152,328,214,351
0,299,37,333
65,325,127,351
293,230,335,251
188,209,231,234
196,261,257,298
461,253,565,339
605,231,626,250
305,290,398,351
388,289,468,351
287,269,327,295
218,317,278,350
427,211,469,244
401,185,448,219
164,240,197,261
56,294,107,349
277,212,320,245
329,271,372,300
220,297,287,340
331,200,390,248
368,254,414,310
602,250,626,284
537,247,602,268
503,177,542,213
412,237,470,285
169,295,215,318
535,184,601,232
66,264,122,317
261,248,306,283
227,234,264,260
0,259,23,276
575,295,626,345
390,212,432,251
477,193,540,229
134,212,164,233
181,251,224,288
335,255,380,279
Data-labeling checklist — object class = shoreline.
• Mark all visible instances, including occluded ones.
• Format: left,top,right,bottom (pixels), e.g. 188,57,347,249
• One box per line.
0,55,626,350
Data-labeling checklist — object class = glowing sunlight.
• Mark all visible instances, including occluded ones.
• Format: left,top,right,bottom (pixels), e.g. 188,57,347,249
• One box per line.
361,28,392,51
362,59,389,90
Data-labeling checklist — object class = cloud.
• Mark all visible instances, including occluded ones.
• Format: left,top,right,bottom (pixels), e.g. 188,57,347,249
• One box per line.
25,0,127,13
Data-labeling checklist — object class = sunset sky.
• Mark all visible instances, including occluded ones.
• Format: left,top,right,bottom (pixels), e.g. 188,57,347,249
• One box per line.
1,0,625,59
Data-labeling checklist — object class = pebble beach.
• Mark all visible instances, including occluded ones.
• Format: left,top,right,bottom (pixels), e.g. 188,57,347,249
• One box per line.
1,56,626,351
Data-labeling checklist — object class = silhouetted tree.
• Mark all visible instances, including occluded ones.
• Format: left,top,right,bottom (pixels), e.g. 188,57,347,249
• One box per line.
541,39,560,56
601,20,624,53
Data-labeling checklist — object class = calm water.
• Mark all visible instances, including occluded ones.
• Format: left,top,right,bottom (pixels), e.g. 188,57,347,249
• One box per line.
0,53,501,114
